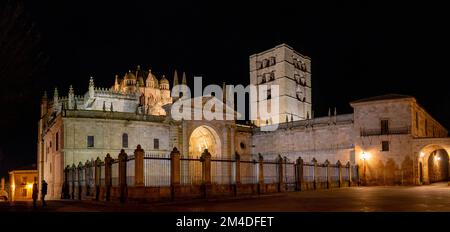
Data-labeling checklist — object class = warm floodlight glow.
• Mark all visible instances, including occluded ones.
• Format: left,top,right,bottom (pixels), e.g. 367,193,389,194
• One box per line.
26,183,33,189
361,152,369,160
436,156,441,161
420,152,425,158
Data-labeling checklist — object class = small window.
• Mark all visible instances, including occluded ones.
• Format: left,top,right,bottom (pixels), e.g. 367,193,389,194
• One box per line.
87,136,94,148
55,132,59,151
269,56,276,66
267,89,271,100
382,141,390,151
381,119,389,135
154,138,159,150
122,133,128,148
21,177,27,185
269,72,275,81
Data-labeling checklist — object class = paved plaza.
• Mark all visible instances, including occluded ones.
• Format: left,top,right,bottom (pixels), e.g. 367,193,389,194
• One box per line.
1,183,449,212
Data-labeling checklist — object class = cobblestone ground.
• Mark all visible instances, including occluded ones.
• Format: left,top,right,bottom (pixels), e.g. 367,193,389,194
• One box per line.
1,183,449,212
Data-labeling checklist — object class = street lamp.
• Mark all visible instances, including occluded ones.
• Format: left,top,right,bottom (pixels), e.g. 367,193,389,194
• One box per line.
361,151,369,185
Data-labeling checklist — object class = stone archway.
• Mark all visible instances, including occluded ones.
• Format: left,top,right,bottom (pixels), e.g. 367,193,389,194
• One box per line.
418,144,450,184
427,149,449,183
188,125,222,158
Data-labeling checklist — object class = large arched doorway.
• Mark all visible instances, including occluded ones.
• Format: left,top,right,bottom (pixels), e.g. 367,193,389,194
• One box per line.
188,125,221,158
427,149,449,183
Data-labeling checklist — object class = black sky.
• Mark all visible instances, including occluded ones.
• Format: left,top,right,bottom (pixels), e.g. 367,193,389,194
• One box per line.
1,0,449,176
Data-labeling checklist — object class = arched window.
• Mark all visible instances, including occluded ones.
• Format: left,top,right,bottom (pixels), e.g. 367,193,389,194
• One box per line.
122,133,128,148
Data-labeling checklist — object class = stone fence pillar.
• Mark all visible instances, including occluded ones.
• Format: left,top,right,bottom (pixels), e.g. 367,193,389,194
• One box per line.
337,160,342,188
201,149,212,198
296,157,304,191
62,166,70,199
77,162,83,200
118,149,128,203
312,158,318,190
278,155,284,192
104,153,113,201
71,164,76,200
325,159,330,189
258,154,264,194
84,160,91,196
134,145,144,187
170,147,181,200
94,157,101,201
235,153,241,185
347,161,352,187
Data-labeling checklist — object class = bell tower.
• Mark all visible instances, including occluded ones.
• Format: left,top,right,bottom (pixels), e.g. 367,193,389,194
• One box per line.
249,44,311,126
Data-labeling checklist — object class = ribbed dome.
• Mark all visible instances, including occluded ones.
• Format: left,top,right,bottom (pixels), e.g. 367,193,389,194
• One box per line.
160,75,169,84
126,71,137,80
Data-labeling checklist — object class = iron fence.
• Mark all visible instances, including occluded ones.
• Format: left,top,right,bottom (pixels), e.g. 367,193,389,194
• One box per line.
144,153,171,187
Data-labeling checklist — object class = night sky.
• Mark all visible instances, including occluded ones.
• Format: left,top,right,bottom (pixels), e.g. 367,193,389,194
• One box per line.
1,1,449,177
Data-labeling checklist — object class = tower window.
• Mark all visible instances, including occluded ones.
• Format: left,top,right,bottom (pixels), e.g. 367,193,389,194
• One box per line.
122,133,128,148
269,56,276,66
382,141,390,151
267,89,271,100
261,76,266,84
87,136,94,148
269,72,275,81
154,138,160,150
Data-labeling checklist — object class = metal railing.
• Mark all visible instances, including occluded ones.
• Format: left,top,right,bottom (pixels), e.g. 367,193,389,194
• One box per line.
360,127,410,136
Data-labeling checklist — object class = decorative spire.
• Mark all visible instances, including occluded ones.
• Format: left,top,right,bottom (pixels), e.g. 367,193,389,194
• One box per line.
69,85,74,95
89,77,94,88
54,87,59,98
222,82,226,103
103,101,106,111
173,70,179,86
334,107,337,116
110,102,113,112
182,72,187,85
328,107,331,117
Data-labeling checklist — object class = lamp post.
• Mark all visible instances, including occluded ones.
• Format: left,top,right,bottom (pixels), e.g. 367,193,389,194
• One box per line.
361,152,368,186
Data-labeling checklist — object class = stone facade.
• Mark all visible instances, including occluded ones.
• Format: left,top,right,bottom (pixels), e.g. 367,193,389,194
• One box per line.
38,44,450,199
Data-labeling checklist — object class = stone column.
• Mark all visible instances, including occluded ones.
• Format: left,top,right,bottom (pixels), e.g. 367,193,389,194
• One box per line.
312,158,318,190
296,157,304,191
94,157,101,201
258,154,264,194
324,159,330,189
278,155,284,192
347,161,352,187
170,147,181,200
201,149,212,198
104,154,113,201
118,149,128,203
134,145,144,187
337,160,342,188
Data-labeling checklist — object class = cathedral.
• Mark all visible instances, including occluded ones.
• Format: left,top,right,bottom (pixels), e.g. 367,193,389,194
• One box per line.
38,44,450,199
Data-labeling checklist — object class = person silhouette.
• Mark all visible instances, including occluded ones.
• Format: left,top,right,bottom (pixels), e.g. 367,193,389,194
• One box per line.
41,180,48,207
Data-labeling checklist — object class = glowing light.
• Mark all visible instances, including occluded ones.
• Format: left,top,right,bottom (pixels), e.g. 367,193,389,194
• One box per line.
361,152,369,160
26,183,33,189
436,156,441,161
420,152,425,158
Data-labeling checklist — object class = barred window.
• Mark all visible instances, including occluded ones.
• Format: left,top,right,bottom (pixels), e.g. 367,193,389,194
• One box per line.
382,141,389,151
55,132,59,151
122,133,128,148
87,136,94,148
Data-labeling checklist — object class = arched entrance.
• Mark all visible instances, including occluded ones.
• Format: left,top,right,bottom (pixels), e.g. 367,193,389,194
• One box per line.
427,149,449,183
188,125,221,158
418,144,450,184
